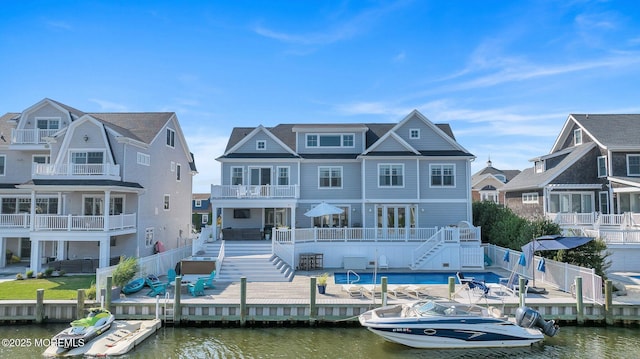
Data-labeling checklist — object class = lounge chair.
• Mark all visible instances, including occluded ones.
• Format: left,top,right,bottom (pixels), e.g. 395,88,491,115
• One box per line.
387,285,413,299
405,285,432,299
188,278,206,297
198,270,216,289
342,284,366,298
456,272,490,297
498,273,529,297
145,277,168,297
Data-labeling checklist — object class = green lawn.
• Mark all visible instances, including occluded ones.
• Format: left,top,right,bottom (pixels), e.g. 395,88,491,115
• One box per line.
0,275,95,300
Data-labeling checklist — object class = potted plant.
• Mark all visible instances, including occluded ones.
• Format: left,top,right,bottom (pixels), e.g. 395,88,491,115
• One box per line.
316,272,329,294
112,256,139,297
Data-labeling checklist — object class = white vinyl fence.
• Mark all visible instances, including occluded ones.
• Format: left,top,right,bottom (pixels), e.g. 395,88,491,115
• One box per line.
96,245,192,290
485,244,604,304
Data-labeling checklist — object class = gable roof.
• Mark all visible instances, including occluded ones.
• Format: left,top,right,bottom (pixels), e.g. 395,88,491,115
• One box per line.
552,114,640,152
501,142,597,191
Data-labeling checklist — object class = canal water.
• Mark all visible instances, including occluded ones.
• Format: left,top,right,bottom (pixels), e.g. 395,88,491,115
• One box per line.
1,324,638,358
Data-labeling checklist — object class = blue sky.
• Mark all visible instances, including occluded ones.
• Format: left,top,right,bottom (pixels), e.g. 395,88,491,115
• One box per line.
2,1,640,193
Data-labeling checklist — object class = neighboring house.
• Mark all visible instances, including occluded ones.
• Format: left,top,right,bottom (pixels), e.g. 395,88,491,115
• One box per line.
501,114,640,271
471,158,521,204
0,99,196,272
192,193,212,232
210,110,483,270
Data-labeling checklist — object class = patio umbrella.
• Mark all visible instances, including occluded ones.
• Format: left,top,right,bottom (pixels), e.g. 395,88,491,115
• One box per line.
304,202,344,227
305,202,344,217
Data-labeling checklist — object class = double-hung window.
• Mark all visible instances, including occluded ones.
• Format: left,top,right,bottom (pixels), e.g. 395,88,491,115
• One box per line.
430,164,455,187
277,167,289,185
0,155,5,176
628,154,640,176
597,156,607,177
231,167,243,185
379,164,404,187
319,166,342,188
166,128,175,148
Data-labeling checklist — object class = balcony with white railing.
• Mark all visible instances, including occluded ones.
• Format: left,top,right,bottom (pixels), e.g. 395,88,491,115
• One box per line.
32,163,121,180
0,213,31,229
211,184,299,199
33,213,136,232
11,128,59,145
276,226,480,243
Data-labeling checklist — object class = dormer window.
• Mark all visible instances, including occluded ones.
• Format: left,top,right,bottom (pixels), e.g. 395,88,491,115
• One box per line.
495,174,506,183
306,134,355,148
574,129,583,145
36,117,60,131
535,161,544,173
256,140,266,150
410,129,420,139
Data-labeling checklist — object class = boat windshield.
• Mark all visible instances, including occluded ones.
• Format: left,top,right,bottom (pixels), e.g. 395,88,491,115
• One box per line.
414,301,451,316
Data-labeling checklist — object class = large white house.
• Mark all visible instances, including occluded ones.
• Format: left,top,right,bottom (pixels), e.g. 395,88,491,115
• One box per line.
210,110,483,271
0,99,196,272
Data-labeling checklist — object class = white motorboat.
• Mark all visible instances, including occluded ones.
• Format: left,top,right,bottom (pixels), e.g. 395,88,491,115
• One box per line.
358,300,558,349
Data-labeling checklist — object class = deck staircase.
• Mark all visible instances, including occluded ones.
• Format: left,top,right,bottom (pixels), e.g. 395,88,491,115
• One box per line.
410,242,445,269
209,241,294,282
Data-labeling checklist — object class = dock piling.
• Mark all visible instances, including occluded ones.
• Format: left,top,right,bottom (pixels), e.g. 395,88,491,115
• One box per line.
576,276,584,325
240,277,247,327
174,276,182,324
76,289,85,319
310,277,317,323
381,277,388,306
36,288,44,323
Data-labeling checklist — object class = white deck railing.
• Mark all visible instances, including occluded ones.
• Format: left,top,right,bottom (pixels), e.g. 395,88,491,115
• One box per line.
211,184,299,199
11,128,58,144
32,163,120,177
274,226,480,244
583,228,640,244
0,213,30,228
33,213,136,231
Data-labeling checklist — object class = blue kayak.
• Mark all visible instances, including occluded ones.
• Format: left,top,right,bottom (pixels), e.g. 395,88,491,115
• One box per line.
122,277,145,294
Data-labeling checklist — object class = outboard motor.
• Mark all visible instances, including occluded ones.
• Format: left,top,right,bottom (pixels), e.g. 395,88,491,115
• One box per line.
515,307,559,337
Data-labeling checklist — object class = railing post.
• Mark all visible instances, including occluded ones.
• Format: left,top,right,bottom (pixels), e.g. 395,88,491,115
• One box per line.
68,214,72,231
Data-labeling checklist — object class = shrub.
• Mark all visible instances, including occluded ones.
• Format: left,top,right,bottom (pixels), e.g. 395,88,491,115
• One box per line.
36,272,44,279
10,255,20,264
44,267,55,277
26,269,34,279
58,269,66,277
15,273,24,280
86,283,97,300
112,256,139,287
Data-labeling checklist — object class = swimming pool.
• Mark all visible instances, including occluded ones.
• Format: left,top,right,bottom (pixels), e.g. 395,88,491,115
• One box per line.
333,271,502,285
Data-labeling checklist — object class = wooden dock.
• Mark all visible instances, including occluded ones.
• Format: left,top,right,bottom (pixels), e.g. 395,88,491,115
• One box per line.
2,273,640,327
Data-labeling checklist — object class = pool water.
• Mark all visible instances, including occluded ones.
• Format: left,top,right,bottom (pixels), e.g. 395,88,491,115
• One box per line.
333,271,502,285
